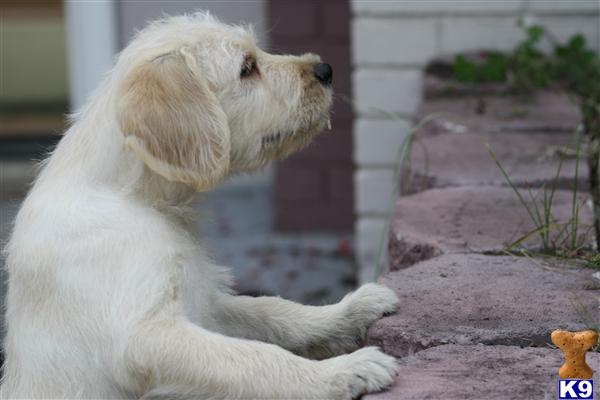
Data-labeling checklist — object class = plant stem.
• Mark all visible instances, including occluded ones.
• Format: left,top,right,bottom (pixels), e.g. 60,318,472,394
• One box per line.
571,132,580,250
583,103,600,250
373,113,451,281
588,138,600,249
486,144,543,240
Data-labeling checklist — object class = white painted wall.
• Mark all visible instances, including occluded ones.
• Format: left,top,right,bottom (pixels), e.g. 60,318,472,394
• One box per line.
64,0,119,111
64,0,268,111
117,1,269,48
352,0,600,283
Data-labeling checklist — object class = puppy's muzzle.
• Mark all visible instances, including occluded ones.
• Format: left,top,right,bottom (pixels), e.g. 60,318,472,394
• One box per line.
313,63,333,86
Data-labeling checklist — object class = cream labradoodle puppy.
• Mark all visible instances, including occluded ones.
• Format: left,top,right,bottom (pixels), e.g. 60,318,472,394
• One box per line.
1,13,399,399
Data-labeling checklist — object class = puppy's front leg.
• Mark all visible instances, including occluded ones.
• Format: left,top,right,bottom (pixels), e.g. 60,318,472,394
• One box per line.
127,319,398,399
213,283,399,359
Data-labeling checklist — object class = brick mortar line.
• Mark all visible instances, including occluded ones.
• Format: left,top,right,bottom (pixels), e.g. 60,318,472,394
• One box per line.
372,341,558,362
352,11,599,19
358,212,388,218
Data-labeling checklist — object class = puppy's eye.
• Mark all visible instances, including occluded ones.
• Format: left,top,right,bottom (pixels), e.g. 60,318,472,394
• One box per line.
241,56,258,78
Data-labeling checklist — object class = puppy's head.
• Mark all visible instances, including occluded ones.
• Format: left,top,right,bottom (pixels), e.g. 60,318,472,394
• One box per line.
116,13,333,191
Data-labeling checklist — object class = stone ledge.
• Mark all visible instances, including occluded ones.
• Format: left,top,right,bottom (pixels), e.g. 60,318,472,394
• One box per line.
407,130,587,193
352,1,524,17
389,186,593,270
364,344,600,400
367,254,600,358
417,90,580,134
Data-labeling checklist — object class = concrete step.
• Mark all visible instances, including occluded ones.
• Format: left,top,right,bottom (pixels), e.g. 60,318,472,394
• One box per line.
407,129,586,194
417,89,580,136
364,344,600,400
368,253,599,358
389,186,593,270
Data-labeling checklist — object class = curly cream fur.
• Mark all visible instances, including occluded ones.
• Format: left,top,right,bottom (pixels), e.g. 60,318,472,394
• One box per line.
1,12,399,399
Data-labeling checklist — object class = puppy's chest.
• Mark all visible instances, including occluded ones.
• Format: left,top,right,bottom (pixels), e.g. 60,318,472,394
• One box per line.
178,260,227,329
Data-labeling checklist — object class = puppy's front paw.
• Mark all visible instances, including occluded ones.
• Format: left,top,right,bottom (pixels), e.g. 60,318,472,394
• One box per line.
326,347,399,399
305,284,399,359
345,283,399,324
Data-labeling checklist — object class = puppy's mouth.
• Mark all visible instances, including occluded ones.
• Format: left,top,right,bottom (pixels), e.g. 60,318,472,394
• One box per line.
261,118,332,151
261,132,282,147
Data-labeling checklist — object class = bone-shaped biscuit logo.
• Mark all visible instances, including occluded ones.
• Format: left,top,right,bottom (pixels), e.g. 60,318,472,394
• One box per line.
551,329,599,379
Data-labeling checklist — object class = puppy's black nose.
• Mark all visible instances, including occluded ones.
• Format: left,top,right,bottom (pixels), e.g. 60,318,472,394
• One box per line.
313,63,333,85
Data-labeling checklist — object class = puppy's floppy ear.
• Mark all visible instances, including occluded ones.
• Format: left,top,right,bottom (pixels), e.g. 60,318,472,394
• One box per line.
117,48,230,191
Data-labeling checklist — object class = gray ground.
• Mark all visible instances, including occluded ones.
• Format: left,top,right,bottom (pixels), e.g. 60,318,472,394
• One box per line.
0,164,357,321
199,173,357,303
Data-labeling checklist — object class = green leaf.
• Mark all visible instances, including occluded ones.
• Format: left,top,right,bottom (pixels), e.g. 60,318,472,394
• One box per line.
481,53,508,82
567,34,586,51
527,25,544,43
453,55,478,83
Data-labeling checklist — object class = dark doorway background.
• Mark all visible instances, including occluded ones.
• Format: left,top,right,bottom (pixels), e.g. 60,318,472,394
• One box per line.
270,0,354,232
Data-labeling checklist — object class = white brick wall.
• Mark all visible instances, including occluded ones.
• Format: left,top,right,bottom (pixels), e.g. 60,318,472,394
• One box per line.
354,119,412,166
352,1,524,15
353,1,599,15
528,1,600,11
353,69,422,116
536,15,600,53
355,217,388,283
352,0,600,283
440,16,525,53
355,169,395,215
353,18,438,65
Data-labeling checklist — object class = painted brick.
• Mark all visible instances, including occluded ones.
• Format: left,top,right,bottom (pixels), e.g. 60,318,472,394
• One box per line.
442,15,600,56
353,69,422,116
275,166,322,201
354,118,412,166
353,18,438,66
537,15,600,53
332,96,354,121
324,2,350,38
352,0,524,16
276,204,354,232
351,0,600,287
355,168,395,214
528,0,600,12
327,167,353,202
440,16,525,54
271,0,354,232
270,2,318,38
355,217,388,283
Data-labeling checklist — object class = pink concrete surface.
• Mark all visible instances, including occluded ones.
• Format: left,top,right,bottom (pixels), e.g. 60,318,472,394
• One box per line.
416,90,580,137
389,186,593,270
370,56,598,400
367,254,600,358
364,344,600,400
407,130,587,194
